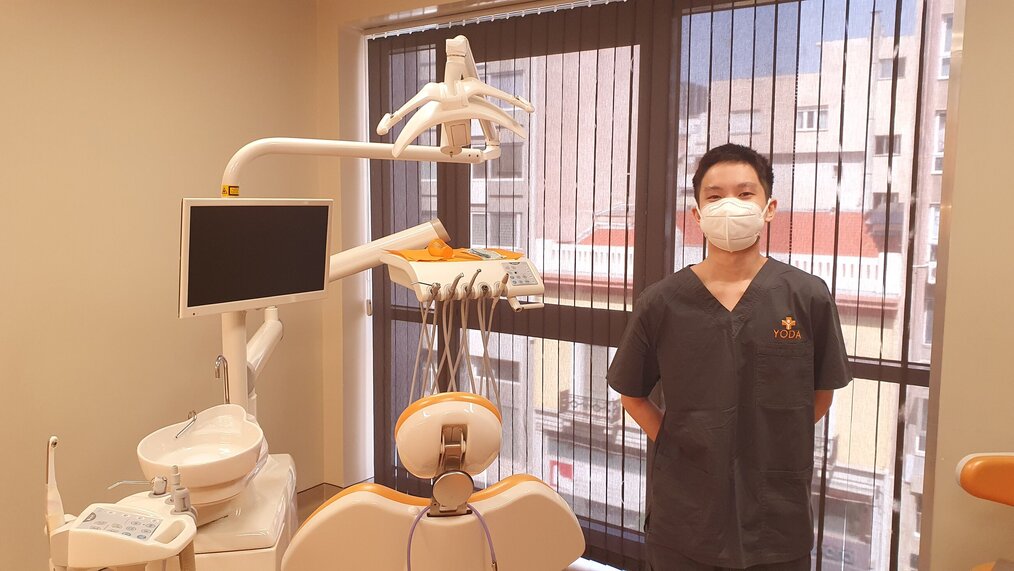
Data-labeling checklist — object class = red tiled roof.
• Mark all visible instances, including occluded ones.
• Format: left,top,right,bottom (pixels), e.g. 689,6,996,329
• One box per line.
577,228,635,247
575,211,881,257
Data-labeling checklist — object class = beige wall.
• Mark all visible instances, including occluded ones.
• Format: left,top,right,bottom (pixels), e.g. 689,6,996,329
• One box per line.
922,0,1014,568
15,0,1013,569
0,1,322,568
0,0,475,567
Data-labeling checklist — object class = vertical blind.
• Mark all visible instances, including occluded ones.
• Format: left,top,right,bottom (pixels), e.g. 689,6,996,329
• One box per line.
367,0,950,569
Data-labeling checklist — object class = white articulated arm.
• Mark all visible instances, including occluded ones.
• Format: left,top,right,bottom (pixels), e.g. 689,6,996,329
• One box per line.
394,98,526,158
376,83,447,137
459,77,535,113
381,35,534,158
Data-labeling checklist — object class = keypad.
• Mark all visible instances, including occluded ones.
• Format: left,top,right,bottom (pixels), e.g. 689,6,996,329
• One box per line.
78,507,161,542
502,261,539,286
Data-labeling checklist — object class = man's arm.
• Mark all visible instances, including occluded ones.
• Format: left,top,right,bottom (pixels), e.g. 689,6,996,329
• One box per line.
620,395,664,442
814,390,834,423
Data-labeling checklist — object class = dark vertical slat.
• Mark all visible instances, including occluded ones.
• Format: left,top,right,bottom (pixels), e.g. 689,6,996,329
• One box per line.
839,0,888,567
887,0,925,566
783,1,803,263
726,0,734,140
545,8,566,519
534,5,550,518
761,0,782,256
748,3,757,147
580,1,599,550
809,4,832,567
645,0,677,287
818,0,854,563
632,1,657,564
679,5,694,269
829,0,850,303
394,32,411,496
367,37,389,488
661,0,680,281
555,3,580,513
616,1,638,561
891,0,932,566
600,0,620,560
704,0,714,156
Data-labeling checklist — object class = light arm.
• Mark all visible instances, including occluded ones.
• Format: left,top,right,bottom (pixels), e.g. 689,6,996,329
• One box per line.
815,390,834,423
221,137,484,194
376,83,445,136
460,77,535,113
393,99,525,157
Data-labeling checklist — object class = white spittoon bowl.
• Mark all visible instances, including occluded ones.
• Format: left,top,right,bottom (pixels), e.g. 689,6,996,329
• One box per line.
137,404,264,491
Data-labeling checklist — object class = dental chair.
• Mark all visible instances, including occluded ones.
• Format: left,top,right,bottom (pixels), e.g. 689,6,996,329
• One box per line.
281,392,586,570
957,453,1014,571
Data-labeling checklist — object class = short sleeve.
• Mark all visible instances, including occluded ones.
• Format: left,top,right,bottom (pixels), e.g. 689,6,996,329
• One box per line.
607,292,662,398
812,281,853,391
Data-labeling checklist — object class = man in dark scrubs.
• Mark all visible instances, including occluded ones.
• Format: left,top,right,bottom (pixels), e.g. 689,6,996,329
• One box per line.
607,144,853,570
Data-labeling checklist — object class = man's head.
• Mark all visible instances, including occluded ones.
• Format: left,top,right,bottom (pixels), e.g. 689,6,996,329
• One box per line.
691,144,777,253
692,143,774,206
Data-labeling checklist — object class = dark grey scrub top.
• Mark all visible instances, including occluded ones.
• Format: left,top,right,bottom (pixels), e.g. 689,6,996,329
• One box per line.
607,259,852,568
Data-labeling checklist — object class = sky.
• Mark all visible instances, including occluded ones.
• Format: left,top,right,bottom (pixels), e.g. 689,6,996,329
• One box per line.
681,0,919,82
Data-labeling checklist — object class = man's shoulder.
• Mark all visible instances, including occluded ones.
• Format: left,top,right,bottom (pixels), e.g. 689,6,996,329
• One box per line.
639,268,695,304
766,258,831,300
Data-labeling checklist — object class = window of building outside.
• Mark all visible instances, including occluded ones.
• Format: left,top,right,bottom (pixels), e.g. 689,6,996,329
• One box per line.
875,134,902,155
730,110,762,134
879,57,905,80
940,14,953,79
933,112,946,173
471,211,521,249
797,106,829,131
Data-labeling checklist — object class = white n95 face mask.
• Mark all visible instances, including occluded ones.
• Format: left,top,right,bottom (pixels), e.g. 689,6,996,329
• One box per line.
696,197,772,252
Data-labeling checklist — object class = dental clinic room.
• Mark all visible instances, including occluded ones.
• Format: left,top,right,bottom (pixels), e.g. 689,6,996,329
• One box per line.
3,0,1013,570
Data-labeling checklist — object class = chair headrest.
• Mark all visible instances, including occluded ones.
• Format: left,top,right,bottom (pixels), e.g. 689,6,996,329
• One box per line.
395,392,502,479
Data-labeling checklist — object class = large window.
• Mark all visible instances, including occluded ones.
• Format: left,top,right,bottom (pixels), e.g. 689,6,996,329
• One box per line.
368,1,949,568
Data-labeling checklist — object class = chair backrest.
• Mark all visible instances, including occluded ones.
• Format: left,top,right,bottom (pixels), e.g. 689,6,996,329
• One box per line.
282,475,585,571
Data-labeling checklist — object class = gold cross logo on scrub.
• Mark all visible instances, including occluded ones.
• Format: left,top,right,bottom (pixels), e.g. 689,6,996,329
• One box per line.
774,316,802,340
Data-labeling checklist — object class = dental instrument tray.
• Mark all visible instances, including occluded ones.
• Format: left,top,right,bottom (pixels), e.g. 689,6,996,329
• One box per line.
380,245,545,306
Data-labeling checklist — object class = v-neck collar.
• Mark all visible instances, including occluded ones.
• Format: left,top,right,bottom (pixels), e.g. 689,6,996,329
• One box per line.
687,258,773,337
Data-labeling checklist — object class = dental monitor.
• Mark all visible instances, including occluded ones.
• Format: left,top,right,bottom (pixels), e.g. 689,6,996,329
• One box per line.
179,198,333,318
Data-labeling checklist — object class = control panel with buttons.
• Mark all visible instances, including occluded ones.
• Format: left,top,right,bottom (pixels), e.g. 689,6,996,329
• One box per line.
77,506,162,542
502,260,539,287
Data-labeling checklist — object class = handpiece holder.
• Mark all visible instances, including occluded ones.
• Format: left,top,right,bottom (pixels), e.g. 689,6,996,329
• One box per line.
430,424,473,517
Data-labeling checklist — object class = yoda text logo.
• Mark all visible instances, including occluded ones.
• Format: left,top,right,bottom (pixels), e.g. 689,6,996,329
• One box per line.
774,316,803,340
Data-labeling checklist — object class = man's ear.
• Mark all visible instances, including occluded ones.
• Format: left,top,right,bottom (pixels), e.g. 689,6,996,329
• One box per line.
691,204,702,224
764,198,777,222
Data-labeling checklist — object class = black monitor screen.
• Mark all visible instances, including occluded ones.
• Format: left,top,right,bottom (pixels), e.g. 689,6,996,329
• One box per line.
185,205,330,309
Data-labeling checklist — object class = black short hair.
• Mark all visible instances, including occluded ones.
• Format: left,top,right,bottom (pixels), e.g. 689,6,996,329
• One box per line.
692,143,774,203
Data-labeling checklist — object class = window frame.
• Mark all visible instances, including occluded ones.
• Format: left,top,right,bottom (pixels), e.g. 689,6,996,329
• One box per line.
367,2,939,569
